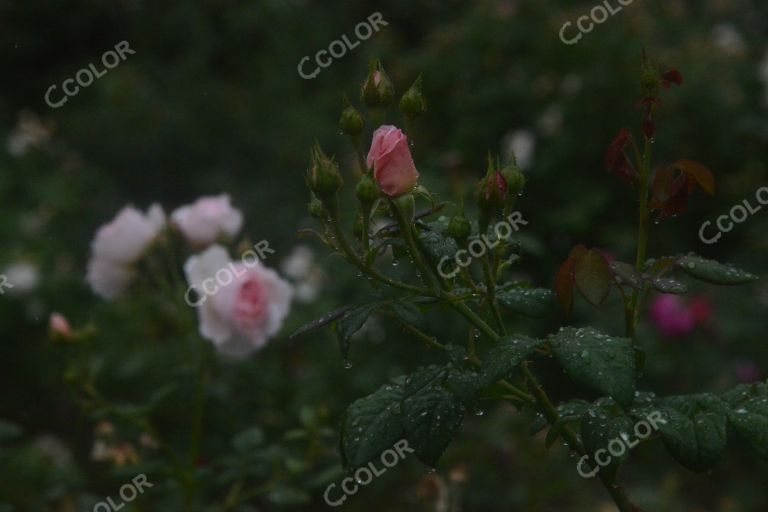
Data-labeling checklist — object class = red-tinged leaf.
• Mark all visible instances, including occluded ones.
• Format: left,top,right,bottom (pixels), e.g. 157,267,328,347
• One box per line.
650,165,690,219
574,249,612,306
675,160,715,196
555,258,576,314
605,129,637,183
662,69,684,88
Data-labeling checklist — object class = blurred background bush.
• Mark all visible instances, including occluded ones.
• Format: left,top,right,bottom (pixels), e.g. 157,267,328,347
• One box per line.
1,0,767,510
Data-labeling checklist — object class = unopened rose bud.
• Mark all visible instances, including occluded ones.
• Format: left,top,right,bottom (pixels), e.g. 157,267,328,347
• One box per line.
400,75,427,118
356,172,380,205
49,312,72,342
447,213,471,244
501,156,525,197
339,96,364,136
361,60,395,108
475,156,508,213
306,143,343,200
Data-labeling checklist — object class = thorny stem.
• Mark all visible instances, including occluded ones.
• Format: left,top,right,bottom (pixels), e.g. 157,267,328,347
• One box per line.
452,303,637,512
329,192,638,510
481,255,507,335
328,201,428,295
628,136,653,339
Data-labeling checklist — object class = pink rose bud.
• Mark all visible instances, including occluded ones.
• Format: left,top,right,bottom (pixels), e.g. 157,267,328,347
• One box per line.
49,312,72,341
366,125,419,197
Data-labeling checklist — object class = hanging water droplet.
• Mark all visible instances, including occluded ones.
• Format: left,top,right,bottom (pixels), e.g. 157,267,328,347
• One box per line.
344,361,353,370
475,409,485,417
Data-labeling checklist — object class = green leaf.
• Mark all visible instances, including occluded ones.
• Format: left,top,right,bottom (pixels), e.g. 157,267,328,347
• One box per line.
657,394,727,472
677,255,758,285
610,261,643,289
389,300,426,330
722,381,768,460
290,305,352,339
477,335,543,388
580,407,635,472
530,400,591,435
651,277,688,294
549,327,636,407
341,379,405,468
496,288,553,317
402,366,466,467
574,250,612,305
418,230,458,261
336,303,378,359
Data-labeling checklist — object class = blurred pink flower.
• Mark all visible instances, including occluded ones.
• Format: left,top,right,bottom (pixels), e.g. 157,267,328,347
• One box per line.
367,125,419,197
649,294,712,338
184,245,292,358
49,312,72,340
86,204,165,299
171,194,243,247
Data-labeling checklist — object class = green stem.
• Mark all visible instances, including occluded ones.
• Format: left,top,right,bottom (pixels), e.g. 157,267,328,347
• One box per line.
327,201,428,295
481,255,507,335
389,199,441,291
628,136,653,339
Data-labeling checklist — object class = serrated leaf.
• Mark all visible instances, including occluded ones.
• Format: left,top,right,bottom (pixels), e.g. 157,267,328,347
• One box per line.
477,335,543,388
530,400,591,435
677,255,758,285
657,394,727,472
417,230,458,261
496,288,553,317
390,300,425,330
549,327,636,407
722,381,768,460
574,250,612,305
290,305,352,339
651,277,688,294
336,303,378,359
402,366,465,467
341,380,405,468
580,407,635,472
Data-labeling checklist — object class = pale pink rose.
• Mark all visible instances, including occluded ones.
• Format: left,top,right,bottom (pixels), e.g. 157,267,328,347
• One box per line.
171,194,243,247
367,125,420,197
49,312,72,340
184,245,292,358
86,204,165,300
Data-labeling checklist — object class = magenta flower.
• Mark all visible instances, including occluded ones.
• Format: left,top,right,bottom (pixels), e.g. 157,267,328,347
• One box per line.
649,294,712,339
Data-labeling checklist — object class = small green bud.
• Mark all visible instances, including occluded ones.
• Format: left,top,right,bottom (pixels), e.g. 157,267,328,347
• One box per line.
307,194,326,220
339,96,364,136
399,75,426,118
356,172,380,205
447,213,471,243
392,193,415,224
500,155,525,196
306,143,343,200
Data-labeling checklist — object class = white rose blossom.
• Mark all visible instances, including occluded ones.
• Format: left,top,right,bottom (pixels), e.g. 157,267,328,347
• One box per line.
171,194,243,247
86,204,165,300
